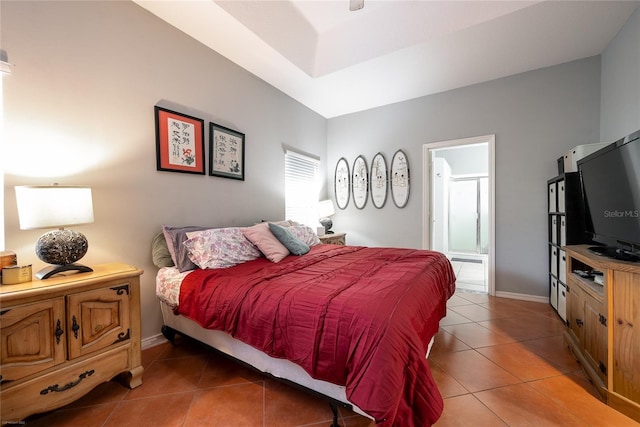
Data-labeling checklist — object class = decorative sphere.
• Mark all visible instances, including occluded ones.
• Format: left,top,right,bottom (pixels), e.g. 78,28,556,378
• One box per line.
35,229,88,265
319,218,333,233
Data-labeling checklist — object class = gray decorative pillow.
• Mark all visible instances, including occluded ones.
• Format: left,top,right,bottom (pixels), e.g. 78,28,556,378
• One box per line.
162,225,211,272
268,223,310,255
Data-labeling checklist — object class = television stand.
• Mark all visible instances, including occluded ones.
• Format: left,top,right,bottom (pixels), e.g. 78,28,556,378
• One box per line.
565,245,640,422
588,245,640,263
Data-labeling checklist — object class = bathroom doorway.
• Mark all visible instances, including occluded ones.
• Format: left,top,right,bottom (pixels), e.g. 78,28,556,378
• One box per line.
422,135,495,294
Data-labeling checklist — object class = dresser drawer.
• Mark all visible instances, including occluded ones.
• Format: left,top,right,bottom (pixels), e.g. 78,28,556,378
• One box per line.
0,346,129,422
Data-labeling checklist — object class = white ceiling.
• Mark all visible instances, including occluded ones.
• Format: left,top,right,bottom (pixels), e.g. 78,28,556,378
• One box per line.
133,0,639,118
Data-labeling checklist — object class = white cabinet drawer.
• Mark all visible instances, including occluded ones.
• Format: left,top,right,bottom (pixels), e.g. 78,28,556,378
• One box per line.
557,180,566,212
557,283,567,322
559,250,567,284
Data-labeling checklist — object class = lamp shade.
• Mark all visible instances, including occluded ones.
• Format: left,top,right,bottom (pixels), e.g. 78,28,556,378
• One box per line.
318,199,335,218
15,185,94,230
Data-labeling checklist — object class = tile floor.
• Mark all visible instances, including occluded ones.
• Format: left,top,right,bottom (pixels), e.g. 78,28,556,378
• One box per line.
449,257,487,293
24,290,640,426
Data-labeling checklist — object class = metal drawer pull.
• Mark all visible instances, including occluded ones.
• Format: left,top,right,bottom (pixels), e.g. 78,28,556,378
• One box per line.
72,315,80,339
40,370,95,395
55,319,64,344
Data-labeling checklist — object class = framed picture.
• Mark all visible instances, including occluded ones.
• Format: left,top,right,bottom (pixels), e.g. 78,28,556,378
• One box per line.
370,152,388,209
209,123,245,181
352,155,368,209
334,157,350,210
154,106,205,174
391,149,410,208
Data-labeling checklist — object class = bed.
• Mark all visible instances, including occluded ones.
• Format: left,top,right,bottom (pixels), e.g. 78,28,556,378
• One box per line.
152,222,456,426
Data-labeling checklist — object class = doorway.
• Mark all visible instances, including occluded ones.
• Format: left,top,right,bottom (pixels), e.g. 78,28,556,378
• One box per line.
422,135,495,295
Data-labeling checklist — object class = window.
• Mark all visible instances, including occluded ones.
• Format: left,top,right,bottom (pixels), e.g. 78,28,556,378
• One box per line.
284,150,320,226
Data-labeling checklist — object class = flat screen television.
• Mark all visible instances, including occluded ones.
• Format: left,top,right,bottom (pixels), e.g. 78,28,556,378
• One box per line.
577,130,640,262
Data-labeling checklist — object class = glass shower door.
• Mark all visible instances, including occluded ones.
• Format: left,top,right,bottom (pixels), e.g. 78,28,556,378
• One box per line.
449,177,489,254
449,179,479,253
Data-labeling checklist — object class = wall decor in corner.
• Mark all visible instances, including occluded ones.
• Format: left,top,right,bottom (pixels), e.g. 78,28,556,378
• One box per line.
391,149,410,208
352,155,368,209
334,157,350,210
370,152,388,209
209,122,245,181
154,106,205,174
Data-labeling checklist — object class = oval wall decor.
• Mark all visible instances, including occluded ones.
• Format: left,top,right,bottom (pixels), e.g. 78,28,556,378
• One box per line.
370,152,388,209
390,149,410,208
352,155,369,209
334,157,350,210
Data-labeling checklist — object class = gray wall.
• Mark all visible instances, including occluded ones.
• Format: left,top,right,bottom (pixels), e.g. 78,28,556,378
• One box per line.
327,57,601,297
1,1,327,340
601,7,640,142
435,145,489,176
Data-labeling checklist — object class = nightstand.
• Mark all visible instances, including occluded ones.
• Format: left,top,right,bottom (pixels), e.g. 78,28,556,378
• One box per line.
0,263,144,423
319,232,346,245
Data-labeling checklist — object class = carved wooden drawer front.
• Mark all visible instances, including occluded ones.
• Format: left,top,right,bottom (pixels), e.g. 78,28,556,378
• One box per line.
67,284,131,359
0,299,66,384
0,346,128,422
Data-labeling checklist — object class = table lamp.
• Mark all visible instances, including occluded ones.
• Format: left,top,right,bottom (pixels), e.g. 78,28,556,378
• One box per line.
15,184,94,279
318,199,335,234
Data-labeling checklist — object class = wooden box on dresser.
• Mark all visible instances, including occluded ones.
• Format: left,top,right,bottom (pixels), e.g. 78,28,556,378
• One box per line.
564,245,640,422
0,263,144,423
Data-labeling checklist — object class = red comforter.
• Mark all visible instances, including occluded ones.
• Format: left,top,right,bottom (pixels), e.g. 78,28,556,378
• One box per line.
178,244,456,426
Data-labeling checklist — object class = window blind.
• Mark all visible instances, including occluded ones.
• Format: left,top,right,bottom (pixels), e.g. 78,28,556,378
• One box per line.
284,150,320,226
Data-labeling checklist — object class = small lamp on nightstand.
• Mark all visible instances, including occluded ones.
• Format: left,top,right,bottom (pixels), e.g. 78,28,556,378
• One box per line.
15,184,95,279
318,199,335,234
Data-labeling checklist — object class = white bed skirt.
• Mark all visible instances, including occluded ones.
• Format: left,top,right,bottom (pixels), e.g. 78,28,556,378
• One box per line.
160,302,435,420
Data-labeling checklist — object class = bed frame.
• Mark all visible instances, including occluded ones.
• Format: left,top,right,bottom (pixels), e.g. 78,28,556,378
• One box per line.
159,302,435,426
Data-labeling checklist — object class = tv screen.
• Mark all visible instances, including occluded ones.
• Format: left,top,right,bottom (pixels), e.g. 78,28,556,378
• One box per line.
578,131,640,259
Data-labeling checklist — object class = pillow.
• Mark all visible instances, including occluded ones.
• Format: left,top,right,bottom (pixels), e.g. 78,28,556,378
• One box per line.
242,222,290,262
261,219,300,227
268,223,310,255
288,225,322,247
183,227,262,269
151,232,175,268
162,225,211,272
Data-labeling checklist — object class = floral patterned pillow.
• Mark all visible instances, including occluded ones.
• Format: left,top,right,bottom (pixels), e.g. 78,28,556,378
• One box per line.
183,227,262,269
288,225,321,247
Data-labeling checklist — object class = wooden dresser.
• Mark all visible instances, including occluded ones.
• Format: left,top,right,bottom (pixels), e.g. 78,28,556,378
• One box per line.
0,263,143,423
564,245,640,422
318,232,346,245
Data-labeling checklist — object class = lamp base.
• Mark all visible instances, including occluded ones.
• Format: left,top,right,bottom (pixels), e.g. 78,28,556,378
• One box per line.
36,229,89,265
319,218,334,234
36,263,93,280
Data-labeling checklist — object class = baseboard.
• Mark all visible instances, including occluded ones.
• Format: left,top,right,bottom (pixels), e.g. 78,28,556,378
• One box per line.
494,291,548,304
141,333,168,350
